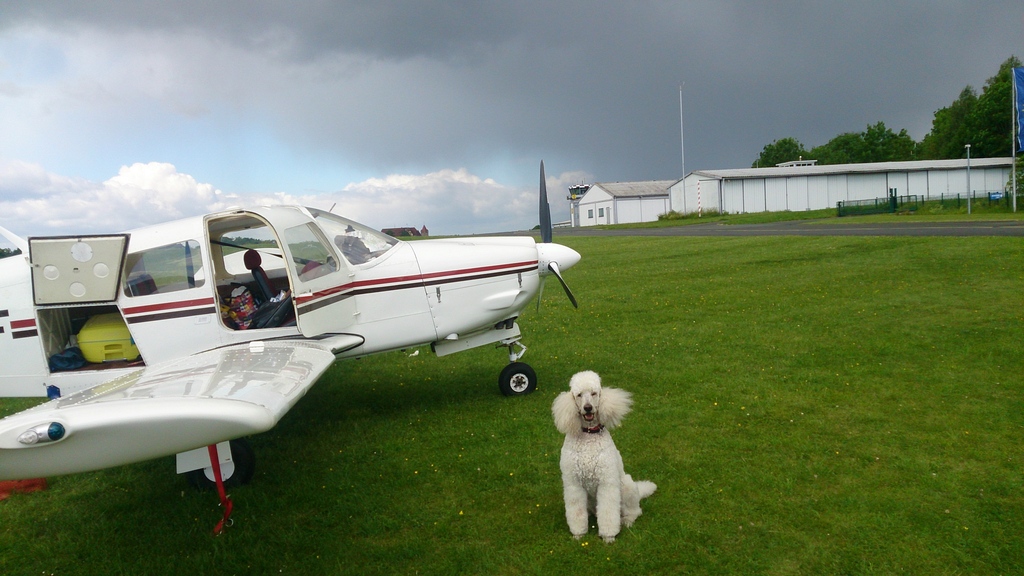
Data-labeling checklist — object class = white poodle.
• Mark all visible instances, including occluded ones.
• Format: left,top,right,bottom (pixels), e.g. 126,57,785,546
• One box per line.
552,370,657,543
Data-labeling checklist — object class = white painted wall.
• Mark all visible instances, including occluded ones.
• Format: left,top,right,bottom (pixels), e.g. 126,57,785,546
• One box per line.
671,164,1011,214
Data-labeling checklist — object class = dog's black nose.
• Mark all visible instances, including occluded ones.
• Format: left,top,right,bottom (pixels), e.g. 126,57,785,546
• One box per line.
584,405,593,413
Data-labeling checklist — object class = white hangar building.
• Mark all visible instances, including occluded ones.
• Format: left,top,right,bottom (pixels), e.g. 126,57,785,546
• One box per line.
572,180,674,226
669,158,1014,215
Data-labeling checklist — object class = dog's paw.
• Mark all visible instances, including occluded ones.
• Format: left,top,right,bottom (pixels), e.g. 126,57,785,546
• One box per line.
572,533,585,540
602,535,616,544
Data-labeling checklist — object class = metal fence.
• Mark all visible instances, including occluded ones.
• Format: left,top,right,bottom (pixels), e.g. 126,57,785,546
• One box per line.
837,192,922,217
934,190,1018,209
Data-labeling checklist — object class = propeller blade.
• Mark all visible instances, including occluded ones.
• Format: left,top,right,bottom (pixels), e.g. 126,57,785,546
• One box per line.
535,161,579,311
539,161,552,244
547,262,578,308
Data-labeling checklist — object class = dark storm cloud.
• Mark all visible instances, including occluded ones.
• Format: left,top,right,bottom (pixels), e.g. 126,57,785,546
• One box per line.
4,1,1021,183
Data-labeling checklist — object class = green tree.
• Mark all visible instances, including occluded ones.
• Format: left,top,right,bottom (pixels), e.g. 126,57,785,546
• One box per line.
809,132,864,164
919,87,977,159
804,122,916,165
752,137,808,167
1007,160,1024,195
968,56,1023,158
861,121,917,162
919,56,1022,160
753,55,1021,166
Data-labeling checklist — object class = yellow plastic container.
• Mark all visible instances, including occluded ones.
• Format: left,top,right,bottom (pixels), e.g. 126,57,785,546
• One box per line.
78,313,140,363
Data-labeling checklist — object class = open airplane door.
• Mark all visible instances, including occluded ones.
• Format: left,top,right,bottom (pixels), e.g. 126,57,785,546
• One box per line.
262,209,359,339
28,235,128,306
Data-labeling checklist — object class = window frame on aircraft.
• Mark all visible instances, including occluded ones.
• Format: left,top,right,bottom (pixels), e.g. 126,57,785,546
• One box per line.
281,223,339,281
307,208,398,266
123,239,205,297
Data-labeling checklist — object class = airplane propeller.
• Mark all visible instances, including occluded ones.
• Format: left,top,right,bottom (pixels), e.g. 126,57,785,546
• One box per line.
539,161,553,244
546,261,578,308
537,161,580,309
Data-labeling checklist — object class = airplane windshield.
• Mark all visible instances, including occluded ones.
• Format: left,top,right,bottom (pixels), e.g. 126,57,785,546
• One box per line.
308,208,399,265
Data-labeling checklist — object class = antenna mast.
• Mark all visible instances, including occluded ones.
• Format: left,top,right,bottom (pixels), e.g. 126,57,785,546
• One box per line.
679,83,685,179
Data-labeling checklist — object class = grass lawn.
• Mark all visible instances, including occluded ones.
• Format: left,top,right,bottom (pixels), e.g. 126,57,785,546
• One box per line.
2,233,1022,575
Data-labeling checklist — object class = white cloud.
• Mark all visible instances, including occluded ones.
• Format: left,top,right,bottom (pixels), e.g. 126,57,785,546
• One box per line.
0,160,227,235
0,159,90,199
102,162,222,214
341,169,520,222
312,167,584,234
0,160,570,238
241,168,552,234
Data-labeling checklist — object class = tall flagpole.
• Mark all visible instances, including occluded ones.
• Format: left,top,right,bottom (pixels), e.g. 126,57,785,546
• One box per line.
679,82,685,178
679,82,686,214
1013,67,1018,212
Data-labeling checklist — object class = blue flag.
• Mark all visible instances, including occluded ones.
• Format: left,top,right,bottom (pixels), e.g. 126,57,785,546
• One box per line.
1015,67,1024,151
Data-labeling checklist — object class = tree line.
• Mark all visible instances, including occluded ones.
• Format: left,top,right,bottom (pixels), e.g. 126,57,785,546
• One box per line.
753,56,1022,168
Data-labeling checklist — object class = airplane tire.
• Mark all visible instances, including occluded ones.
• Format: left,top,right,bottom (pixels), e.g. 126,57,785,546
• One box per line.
186,438,256,490
499,362,537,396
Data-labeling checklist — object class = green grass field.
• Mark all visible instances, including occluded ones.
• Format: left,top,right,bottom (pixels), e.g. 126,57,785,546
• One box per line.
2,232,1022,575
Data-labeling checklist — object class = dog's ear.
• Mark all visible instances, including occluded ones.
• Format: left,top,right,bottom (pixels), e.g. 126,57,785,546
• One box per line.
597,387,633,429
552,391,580,434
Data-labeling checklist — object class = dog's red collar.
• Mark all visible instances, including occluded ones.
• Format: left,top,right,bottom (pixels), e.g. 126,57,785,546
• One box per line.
582,424,604,434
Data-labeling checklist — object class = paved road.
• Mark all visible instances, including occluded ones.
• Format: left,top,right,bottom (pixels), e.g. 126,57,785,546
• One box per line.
551,219,1024,237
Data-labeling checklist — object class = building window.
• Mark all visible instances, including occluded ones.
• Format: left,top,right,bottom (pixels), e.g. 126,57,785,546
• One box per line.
588,209,594,218
598,208,605,217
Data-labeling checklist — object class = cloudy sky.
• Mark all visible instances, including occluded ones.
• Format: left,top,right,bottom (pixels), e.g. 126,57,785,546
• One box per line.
1,1,1021,239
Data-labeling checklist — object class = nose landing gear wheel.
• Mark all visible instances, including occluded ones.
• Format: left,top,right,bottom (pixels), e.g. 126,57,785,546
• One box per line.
499,362,537,396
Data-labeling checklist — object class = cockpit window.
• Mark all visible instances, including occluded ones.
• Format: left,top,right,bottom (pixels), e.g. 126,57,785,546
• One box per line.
308,208,399,265
282,223,338,281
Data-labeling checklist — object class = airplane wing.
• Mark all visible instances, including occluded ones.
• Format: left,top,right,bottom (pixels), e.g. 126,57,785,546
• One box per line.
0,336,362,480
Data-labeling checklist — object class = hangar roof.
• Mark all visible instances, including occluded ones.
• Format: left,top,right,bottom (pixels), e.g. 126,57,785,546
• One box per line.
590,180,675,197
690,157,1013,181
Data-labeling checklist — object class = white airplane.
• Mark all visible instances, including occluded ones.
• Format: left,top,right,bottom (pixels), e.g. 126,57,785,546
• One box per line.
0,162,580,494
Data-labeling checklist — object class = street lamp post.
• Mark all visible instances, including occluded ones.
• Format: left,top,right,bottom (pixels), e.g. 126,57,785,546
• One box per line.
965,144,972,215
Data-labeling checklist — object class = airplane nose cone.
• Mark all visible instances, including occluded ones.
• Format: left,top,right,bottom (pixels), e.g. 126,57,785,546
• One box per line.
537,243,581,275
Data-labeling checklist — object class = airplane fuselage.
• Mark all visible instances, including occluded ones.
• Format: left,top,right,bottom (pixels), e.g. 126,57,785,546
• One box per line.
0,205,575,398
0,162,580,488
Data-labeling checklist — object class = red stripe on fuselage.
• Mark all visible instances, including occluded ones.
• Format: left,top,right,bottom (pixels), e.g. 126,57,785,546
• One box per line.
417,260,538,283
9,318,37,339
122,297,217,316
295,260,538,308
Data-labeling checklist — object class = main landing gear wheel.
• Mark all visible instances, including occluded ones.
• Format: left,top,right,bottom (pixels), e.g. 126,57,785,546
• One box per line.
499,362,537,396
186,438,256,490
